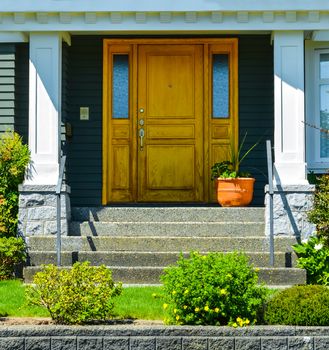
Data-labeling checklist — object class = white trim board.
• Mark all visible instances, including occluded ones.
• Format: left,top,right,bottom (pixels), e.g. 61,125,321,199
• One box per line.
0,12,329,32
1,0,329,13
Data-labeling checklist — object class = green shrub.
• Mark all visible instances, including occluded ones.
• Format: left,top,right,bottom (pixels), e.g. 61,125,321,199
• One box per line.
264,284,329,326
308,174,329,245
293,235,329,285
160,251,267,326
0,131,30,237
0,237,26,280
25,262,122,324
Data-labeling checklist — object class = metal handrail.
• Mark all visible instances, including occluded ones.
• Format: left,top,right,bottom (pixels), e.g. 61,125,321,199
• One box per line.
266,140,274,267
56,155,66,267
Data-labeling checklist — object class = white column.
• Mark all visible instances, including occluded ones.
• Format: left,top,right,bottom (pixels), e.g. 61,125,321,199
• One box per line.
25,33,62,185
273,31,308,185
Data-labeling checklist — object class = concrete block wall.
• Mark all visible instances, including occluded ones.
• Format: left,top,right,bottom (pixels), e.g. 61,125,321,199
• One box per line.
1,326,329,350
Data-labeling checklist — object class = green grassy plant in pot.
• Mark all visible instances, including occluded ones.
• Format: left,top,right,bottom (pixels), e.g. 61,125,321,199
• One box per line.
211,133,258,207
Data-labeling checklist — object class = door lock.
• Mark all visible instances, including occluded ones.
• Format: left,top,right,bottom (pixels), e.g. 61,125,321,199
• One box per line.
139,108,144,113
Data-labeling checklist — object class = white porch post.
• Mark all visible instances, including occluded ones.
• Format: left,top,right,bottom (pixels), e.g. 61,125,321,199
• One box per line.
18,33,71,237
26,32,62,185
273,31,307,185
265,31,315,238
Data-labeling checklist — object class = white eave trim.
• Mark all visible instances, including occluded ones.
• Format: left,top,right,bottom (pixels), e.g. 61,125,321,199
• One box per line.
1,0,329,13
0,7,329,32
312,30,329,41
0,32,28,42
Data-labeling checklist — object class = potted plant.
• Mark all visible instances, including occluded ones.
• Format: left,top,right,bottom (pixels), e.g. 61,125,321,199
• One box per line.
211,133,258,207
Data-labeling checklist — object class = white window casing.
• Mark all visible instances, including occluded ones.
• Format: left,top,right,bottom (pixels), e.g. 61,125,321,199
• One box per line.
305,40,329,173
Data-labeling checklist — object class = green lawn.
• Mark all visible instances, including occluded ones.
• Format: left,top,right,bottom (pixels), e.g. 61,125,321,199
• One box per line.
0,280,164,320
0,280,49,317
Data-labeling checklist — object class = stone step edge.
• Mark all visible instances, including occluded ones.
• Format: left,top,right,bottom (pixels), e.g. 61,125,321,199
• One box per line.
28,235,295,239
27,250,293,254
24,266,302,271
71,221,265,224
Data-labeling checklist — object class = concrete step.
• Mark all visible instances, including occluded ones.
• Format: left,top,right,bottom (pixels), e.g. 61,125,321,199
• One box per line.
26,236,298,253
23,266,306,286
27,251,297,268
69,221,265,237
72,207,265,223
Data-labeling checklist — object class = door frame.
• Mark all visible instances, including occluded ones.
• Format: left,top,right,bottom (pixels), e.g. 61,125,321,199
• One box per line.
102,38,238,204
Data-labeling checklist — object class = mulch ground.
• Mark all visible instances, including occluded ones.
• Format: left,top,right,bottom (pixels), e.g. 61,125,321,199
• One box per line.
0,317,163,326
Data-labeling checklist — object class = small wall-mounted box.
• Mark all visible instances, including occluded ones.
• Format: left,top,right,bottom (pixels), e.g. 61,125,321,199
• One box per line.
80,107,89,120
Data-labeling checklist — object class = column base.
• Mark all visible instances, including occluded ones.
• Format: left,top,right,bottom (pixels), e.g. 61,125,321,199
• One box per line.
18,184,71,237
265,184,315,238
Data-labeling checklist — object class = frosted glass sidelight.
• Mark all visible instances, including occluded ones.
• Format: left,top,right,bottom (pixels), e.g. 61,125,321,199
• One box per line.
212,54,229,118
112,55,129,119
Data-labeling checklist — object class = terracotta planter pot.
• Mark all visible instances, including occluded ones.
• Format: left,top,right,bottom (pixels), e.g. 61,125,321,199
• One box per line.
216,177,255,207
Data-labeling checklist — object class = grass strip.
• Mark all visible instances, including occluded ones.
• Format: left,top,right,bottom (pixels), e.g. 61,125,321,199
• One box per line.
0,280,164,320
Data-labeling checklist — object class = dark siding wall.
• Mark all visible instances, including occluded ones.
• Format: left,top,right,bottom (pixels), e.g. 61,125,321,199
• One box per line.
0,44,16,133
14,43,29,142
238,35,274,205
65,35,273,206
66,37,103,206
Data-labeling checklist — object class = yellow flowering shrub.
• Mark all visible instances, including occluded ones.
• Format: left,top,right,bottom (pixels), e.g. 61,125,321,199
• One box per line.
26,262,122,324
161,251,267,326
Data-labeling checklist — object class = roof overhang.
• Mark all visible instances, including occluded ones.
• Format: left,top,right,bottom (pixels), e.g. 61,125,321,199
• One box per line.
0,0,329,35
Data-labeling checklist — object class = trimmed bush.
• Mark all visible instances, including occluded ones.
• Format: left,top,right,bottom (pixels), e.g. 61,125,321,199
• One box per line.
308,174,329,245
264,284,329,326
161,251,267,326
0,237,26,280
0,131,30,238
26,262,122,324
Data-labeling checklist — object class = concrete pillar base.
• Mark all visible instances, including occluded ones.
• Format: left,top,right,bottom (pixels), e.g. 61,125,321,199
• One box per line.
18,184,71,237
265,184,315,238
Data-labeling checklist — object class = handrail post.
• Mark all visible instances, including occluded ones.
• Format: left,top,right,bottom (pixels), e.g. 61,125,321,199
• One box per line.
56,155,66,267
266,140,275,267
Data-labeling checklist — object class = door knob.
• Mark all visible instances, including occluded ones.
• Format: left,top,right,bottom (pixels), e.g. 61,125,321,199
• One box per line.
139,108,144,113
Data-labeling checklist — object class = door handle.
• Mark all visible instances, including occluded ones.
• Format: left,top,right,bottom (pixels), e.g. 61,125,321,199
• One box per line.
139,128,145,151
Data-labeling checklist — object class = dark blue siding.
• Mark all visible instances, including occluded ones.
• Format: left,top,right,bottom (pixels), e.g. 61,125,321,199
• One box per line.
14,43,29,142
66,37,103,206
238,35,274,205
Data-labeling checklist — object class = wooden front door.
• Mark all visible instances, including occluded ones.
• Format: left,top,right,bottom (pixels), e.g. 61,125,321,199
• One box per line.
103,39,238,204
137,45,203,202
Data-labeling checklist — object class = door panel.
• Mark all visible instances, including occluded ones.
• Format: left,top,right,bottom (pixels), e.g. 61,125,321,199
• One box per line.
137,45,204,202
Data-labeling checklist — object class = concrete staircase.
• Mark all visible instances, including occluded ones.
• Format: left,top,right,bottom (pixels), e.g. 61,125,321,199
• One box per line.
24,206,306,286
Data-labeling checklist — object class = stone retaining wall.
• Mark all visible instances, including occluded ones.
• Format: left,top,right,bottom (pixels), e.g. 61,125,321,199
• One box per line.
1,325,329,350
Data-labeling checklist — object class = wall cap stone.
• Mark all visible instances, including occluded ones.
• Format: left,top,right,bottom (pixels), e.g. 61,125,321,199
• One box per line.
1,325,329,338
19,184,71,194
265,184,315,193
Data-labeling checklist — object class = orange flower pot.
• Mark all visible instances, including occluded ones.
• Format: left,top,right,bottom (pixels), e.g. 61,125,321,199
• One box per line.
216,178,255,207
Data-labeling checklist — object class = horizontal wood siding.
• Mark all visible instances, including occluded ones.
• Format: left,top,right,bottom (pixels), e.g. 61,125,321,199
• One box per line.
0,44,16,133
66,36,103,206
238,35,274,205
65,35,273,206
14,43,29,142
